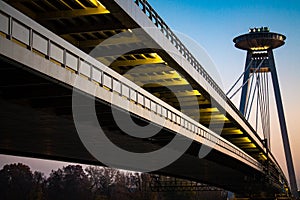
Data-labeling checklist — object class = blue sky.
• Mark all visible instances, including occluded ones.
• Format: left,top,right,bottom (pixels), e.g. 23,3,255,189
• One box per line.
147,0,300,188
1,0,300,191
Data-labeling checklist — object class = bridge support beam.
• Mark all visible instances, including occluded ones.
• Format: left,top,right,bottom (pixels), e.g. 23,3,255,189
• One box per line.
235,28,299,199
267,51,299,199
238,49,299,199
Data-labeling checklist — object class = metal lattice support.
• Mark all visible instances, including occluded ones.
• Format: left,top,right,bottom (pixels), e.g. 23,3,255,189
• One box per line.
149,175,225,192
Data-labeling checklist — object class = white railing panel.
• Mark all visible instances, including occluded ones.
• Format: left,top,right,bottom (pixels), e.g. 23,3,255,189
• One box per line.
113,79,121,94
92,67,102,84
50,43,64,63
0,12,9,34
122,84,130,98
66,52,78,71
80,59,91,77
12,20,29,45
32,32,48,55
103,73,112,89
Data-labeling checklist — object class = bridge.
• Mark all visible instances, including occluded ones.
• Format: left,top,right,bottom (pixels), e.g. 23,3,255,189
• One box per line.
0,0,296,198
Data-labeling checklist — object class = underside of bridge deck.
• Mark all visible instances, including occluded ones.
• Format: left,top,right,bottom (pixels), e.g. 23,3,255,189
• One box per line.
2,0,269,163
0,55,280,197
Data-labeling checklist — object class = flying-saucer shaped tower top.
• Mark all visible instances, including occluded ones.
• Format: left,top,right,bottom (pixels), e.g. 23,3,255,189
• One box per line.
233,27,286,51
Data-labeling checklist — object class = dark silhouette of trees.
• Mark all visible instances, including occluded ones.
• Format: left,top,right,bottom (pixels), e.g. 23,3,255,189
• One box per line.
85,166,115,199
0,162,224,200
45,168,63,200
46,165,92,200
0,163,34,200
30,171,47,200
85,166,138,200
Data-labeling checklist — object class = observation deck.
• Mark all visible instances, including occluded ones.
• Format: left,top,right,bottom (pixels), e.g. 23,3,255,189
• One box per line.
233,27,286,51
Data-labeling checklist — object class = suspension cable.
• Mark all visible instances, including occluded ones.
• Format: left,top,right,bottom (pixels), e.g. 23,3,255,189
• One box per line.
255,73,260,132
246,76,258,121
257,71,271,149
258,72,267,140
227,58,271,148
228,59,265,99
261,73,268,141
245,69,256,118
266,78,270,147
226,59,253,96
265,72,271,148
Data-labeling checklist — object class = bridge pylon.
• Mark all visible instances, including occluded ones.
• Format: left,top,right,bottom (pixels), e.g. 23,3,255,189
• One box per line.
233,27,298,199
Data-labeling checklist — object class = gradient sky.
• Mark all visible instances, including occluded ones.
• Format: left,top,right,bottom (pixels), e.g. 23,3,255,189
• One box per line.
1,0,300,190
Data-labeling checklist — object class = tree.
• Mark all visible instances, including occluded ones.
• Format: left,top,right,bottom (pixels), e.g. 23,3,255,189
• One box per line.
85,166,143,200
30,171,46,200
0,163,33,200
46,165,92,200
85,166,119,199
109,170,129,200
45,168,64,200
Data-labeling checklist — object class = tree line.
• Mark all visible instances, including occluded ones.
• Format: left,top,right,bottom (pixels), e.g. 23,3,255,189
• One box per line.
0,163,210,200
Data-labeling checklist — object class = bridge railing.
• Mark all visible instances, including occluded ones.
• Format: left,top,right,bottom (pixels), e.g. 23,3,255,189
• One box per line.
134,0,269,152
0,1,262,170
134,0,227,101
269,152,289,188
